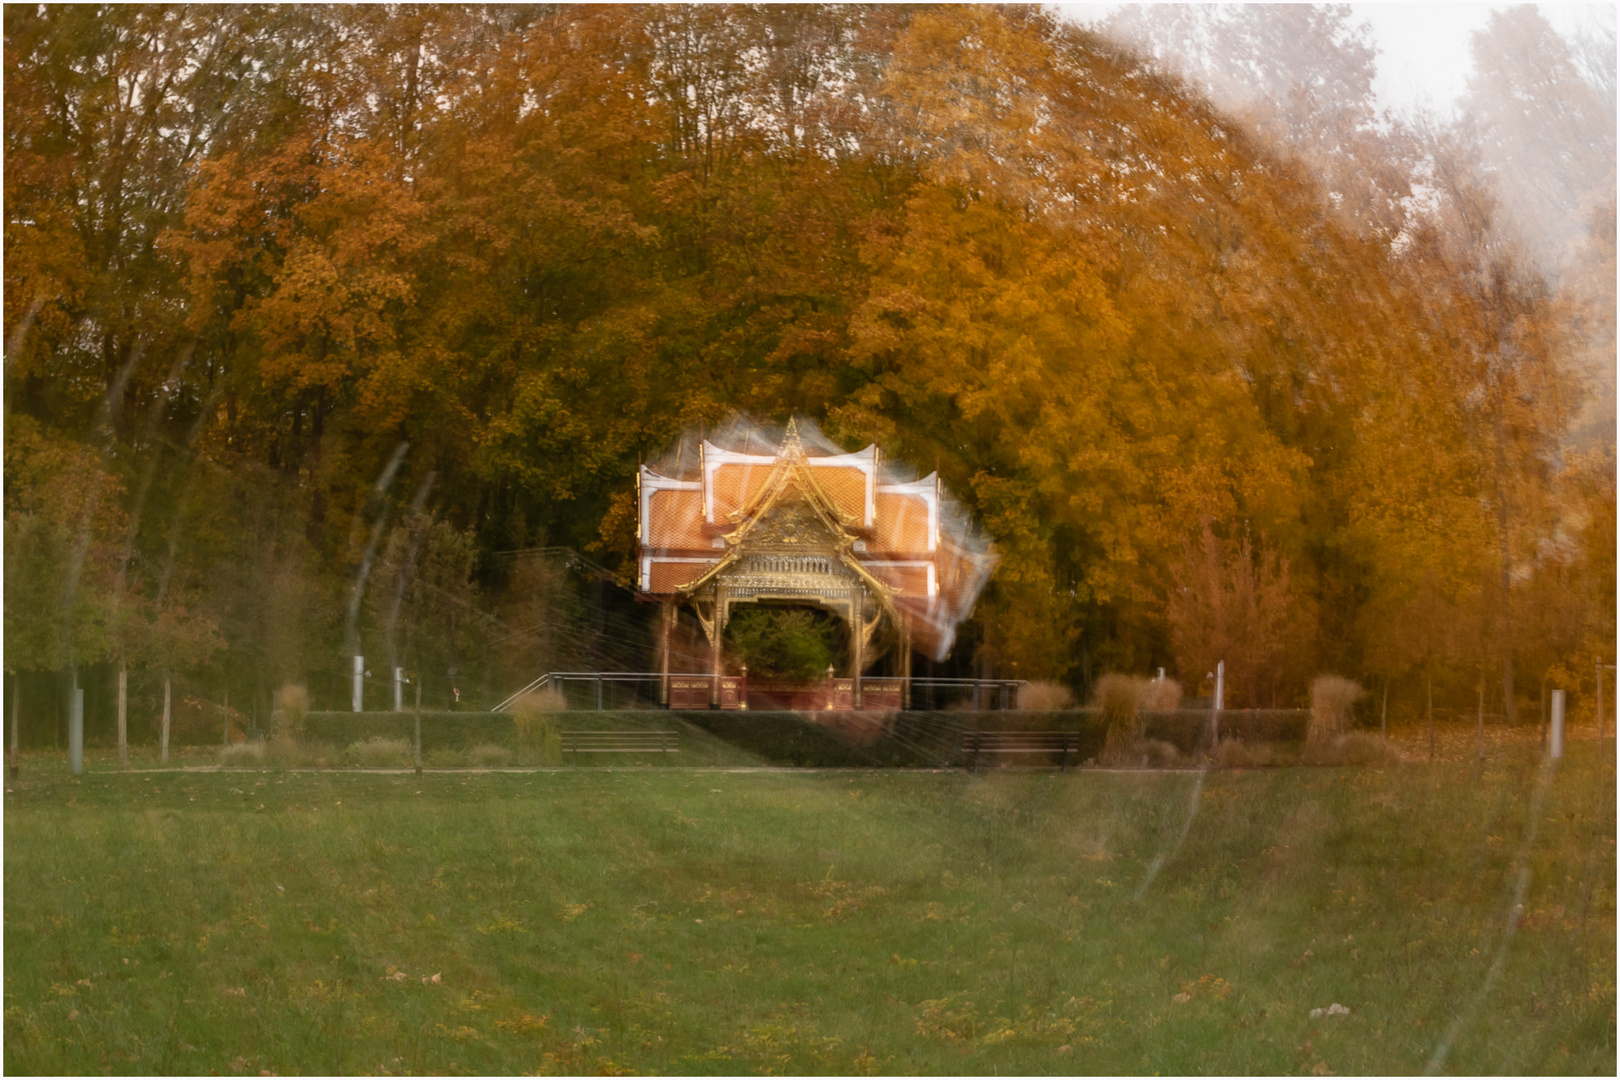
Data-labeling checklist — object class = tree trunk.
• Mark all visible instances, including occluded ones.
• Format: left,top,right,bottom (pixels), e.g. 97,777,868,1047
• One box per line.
161,672,172,763
1493,411,1517,726
117,662,128,766
1381,678,1388,742
1477,674,1486,762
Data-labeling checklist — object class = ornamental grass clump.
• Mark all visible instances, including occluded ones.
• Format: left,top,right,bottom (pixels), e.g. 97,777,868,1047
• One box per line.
262,736,324,769
1017,681,1075,710
1137,738,1181,768
1308,675,1364,744
351,737,412,768
219,741,265,768
271,684,310,740
512,691,564,766
1216,737,1283,769
1139,677,1182,711
1301,730,1403,767
468,744,514,768
1095,674,1149,766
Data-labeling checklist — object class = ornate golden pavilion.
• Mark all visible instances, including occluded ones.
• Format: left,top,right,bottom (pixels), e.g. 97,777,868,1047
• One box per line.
637,418,995,709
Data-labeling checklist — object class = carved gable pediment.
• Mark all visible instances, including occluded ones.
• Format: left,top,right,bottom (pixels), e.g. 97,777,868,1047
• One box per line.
742,485,847,551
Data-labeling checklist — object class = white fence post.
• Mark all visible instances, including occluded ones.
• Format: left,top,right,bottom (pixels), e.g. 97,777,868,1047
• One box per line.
1550,689,1565,761
69,687,84,776
352,655,365,713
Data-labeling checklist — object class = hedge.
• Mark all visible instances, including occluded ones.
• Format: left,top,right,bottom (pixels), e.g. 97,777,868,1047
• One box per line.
300,707,1309,766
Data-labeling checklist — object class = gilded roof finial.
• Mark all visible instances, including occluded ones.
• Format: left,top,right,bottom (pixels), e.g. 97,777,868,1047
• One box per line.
780,416,804,458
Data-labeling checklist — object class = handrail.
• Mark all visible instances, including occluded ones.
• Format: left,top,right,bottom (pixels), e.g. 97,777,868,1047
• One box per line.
493,672,1029,714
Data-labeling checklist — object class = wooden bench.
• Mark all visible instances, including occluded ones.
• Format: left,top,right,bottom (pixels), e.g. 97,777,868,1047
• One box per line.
560,731,679,764
962,730,1081,772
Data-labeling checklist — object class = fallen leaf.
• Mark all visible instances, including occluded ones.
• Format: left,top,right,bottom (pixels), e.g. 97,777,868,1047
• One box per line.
1172,993,1192,1005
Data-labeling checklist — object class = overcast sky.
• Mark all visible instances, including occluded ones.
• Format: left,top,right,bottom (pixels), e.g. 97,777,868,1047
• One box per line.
1057,3,1617,115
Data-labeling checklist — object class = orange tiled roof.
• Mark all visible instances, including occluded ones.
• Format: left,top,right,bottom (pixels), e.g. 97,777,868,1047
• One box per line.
647,559,716,593
811,465,869,523
645,488,707,551
711,461,774,522
870,491,933,555
863,562,932,600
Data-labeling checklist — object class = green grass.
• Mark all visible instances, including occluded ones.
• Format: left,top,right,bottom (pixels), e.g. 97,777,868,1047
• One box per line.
4,748,1613,1075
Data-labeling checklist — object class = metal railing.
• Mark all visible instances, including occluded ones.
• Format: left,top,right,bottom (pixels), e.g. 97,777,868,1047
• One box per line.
493,673,1026,713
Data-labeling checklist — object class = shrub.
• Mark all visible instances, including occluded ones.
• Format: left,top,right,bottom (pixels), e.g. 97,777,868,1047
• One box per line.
1338,732,1401,765
725,606,843,681
1309,676,1364,744
1095,674,1149,765
272,684,310,739
1018,681,1075,710
263,737,323,769
219,742,265,768
425,748,464,768
467,744,513,768
351,737,412,768
522,687,569,713
1135,739,1182,768
1301,732,1402,767
1140,677,1183,711
1216,738,1284,768
302,711,514,749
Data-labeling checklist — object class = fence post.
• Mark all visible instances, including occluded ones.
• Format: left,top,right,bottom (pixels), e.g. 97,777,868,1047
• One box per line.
69,686,84,776
414,679,422,776
597,674,604,711
352,655,364,712
1550,689,1565,761
10,680,19,780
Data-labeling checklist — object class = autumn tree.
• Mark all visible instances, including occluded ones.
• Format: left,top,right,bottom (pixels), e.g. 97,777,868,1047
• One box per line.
5,4,1611,722
1165,522,1302,708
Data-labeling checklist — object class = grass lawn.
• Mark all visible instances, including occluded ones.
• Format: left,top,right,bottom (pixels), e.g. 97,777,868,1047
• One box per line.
4,747,1613,1075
